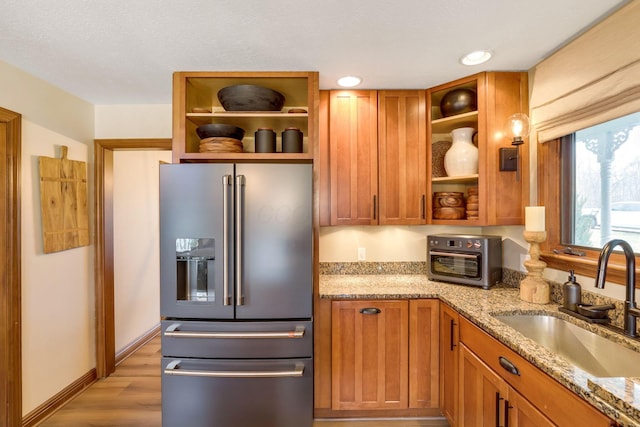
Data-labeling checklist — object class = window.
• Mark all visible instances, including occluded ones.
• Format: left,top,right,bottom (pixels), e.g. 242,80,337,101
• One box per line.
539,112,640,285
565,112,640,250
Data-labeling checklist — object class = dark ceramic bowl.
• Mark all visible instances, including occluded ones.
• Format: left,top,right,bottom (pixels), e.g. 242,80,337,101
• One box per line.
217,84,286,111
196,123,245,140
439,88,477,118
576,304,615,319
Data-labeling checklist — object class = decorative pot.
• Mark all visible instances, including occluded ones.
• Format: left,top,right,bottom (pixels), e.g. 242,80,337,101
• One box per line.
439,88,477,118
444,127,478,176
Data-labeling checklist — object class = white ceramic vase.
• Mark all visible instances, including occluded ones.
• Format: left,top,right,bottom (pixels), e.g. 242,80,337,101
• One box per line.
444,127,478,176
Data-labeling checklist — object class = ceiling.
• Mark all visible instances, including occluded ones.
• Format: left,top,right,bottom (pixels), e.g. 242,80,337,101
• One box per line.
0,0,627,105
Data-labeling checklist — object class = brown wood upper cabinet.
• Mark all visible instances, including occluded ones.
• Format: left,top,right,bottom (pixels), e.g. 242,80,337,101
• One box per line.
320,90,427,225
325,90,378,225
378,90,427,225
427,72,529,226
171,71,319,163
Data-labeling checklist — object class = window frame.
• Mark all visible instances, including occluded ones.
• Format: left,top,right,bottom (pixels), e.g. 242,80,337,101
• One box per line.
538,138,640,286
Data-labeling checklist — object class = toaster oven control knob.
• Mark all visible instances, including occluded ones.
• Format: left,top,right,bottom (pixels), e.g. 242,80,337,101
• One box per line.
466,241,473,248
474,241,482,249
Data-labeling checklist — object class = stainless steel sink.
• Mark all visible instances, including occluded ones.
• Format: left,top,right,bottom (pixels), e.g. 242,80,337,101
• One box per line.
493,314,640,377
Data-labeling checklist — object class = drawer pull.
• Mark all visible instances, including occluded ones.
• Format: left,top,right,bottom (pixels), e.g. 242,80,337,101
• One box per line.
360,307,381,315
164,360,305,378
164,323,305,339
495,392,503,427
499,356,520,376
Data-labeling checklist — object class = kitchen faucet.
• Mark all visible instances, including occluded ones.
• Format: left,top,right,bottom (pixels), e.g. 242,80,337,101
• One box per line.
595,239,640,337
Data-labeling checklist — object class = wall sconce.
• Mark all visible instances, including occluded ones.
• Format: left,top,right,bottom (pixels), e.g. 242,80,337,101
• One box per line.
499,113,530,180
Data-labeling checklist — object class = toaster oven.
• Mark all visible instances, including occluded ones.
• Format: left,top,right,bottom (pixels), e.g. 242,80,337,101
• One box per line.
427,234,502,289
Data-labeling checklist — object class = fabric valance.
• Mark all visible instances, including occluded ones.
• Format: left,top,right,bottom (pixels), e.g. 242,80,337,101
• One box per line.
530,1,640,142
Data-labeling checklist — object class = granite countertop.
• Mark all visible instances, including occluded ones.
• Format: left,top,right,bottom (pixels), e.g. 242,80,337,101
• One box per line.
320,274,640,427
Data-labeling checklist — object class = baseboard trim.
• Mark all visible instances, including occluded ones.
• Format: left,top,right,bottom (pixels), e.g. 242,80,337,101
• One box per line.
22,369,97,427
115,324,160,366
22,324,161,427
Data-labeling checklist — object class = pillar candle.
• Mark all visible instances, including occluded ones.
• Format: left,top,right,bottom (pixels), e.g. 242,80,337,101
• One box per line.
525,206,546,232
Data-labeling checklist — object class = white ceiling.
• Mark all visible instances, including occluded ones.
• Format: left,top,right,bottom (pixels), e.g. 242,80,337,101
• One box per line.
0,0,628,105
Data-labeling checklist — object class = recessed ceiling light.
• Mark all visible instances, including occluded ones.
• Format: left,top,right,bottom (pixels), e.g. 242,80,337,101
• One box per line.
337,76,362,87
460,50,493,66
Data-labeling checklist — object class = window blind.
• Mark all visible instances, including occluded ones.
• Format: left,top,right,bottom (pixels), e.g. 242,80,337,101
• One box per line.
530,1,640,142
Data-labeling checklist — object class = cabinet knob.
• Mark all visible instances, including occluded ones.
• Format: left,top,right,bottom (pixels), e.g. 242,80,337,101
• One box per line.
360,307,381,315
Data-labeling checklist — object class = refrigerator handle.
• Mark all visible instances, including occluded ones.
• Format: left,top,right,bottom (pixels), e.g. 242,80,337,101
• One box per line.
235,174,245,306
222,175,232,306
164,360,305,378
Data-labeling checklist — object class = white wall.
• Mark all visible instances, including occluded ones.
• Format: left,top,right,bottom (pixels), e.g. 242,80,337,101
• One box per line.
113,150,172,351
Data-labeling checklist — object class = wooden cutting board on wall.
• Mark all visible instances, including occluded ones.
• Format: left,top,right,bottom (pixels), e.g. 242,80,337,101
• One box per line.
39,145,89,253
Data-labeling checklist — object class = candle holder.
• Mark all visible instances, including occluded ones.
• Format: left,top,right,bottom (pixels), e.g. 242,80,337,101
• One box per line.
520,230,550,304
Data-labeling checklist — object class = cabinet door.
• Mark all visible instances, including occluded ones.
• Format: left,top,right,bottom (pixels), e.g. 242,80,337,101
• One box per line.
507,390,555,427
378,90,427,225
439,303,459,425
459,343,508,427
409,300,439,409
331,300,408,410
329,91,378,225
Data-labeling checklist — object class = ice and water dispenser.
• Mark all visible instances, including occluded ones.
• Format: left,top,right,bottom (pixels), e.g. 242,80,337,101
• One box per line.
175,238,215,301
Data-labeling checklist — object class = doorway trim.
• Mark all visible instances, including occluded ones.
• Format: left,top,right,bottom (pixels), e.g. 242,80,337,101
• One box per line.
0,107,21,426
94,138,172,377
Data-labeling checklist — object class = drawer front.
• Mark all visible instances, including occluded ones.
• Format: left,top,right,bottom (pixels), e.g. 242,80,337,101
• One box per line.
459,317,614,426
162,357,313,427
161,320,313,358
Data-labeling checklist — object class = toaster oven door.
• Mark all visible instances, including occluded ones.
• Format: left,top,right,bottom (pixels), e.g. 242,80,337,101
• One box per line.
429,250,482,280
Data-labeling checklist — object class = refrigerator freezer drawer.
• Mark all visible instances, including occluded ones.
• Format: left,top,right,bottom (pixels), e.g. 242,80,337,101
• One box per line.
161,319,313,359
161,357,313,427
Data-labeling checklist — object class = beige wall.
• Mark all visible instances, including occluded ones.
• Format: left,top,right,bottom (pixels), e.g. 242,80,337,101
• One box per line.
113,150,172,351
20,124,94,414
0,61,96,415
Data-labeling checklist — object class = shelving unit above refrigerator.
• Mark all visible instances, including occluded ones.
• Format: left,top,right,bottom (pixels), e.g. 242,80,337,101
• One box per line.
172,71,319,163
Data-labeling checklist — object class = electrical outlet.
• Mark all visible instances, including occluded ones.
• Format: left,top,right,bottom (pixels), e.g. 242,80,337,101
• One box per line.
357,247,366,261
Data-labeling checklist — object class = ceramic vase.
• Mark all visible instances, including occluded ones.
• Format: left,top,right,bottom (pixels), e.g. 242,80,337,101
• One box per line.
444,127,478,176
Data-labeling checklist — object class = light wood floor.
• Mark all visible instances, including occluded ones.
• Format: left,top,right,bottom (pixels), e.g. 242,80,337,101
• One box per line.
39,336,448,427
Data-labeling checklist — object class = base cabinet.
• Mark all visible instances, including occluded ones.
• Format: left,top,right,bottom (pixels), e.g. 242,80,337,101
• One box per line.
330,299,438,412
458,317,617,427
459,343,553,427
439,303,459,426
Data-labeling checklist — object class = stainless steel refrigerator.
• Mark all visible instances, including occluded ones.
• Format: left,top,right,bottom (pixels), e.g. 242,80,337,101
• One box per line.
159,163,313,427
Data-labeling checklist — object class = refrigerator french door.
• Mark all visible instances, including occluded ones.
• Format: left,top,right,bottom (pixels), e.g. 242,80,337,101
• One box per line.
160,162,312,320
159,163,313,427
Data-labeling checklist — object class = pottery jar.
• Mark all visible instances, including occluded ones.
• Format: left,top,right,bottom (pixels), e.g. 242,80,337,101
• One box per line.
254,128,276,153
282,127,303,153
444,127,478,176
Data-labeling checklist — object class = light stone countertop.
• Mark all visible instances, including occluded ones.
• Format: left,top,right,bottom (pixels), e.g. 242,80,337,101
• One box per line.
320,274,640,426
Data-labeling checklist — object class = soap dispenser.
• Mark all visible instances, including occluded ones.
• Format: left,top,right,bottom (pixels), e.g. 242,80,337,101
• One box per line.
562,270,582,311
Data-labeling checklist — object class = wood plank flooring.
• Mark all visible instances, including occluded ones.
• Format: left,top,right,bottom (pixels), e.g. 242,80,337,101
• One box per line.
38,336,448,427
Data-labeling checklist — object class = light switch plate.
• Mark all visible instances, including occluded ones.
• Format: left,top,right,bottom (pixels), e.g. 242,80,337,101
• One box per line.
499,147,518,171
